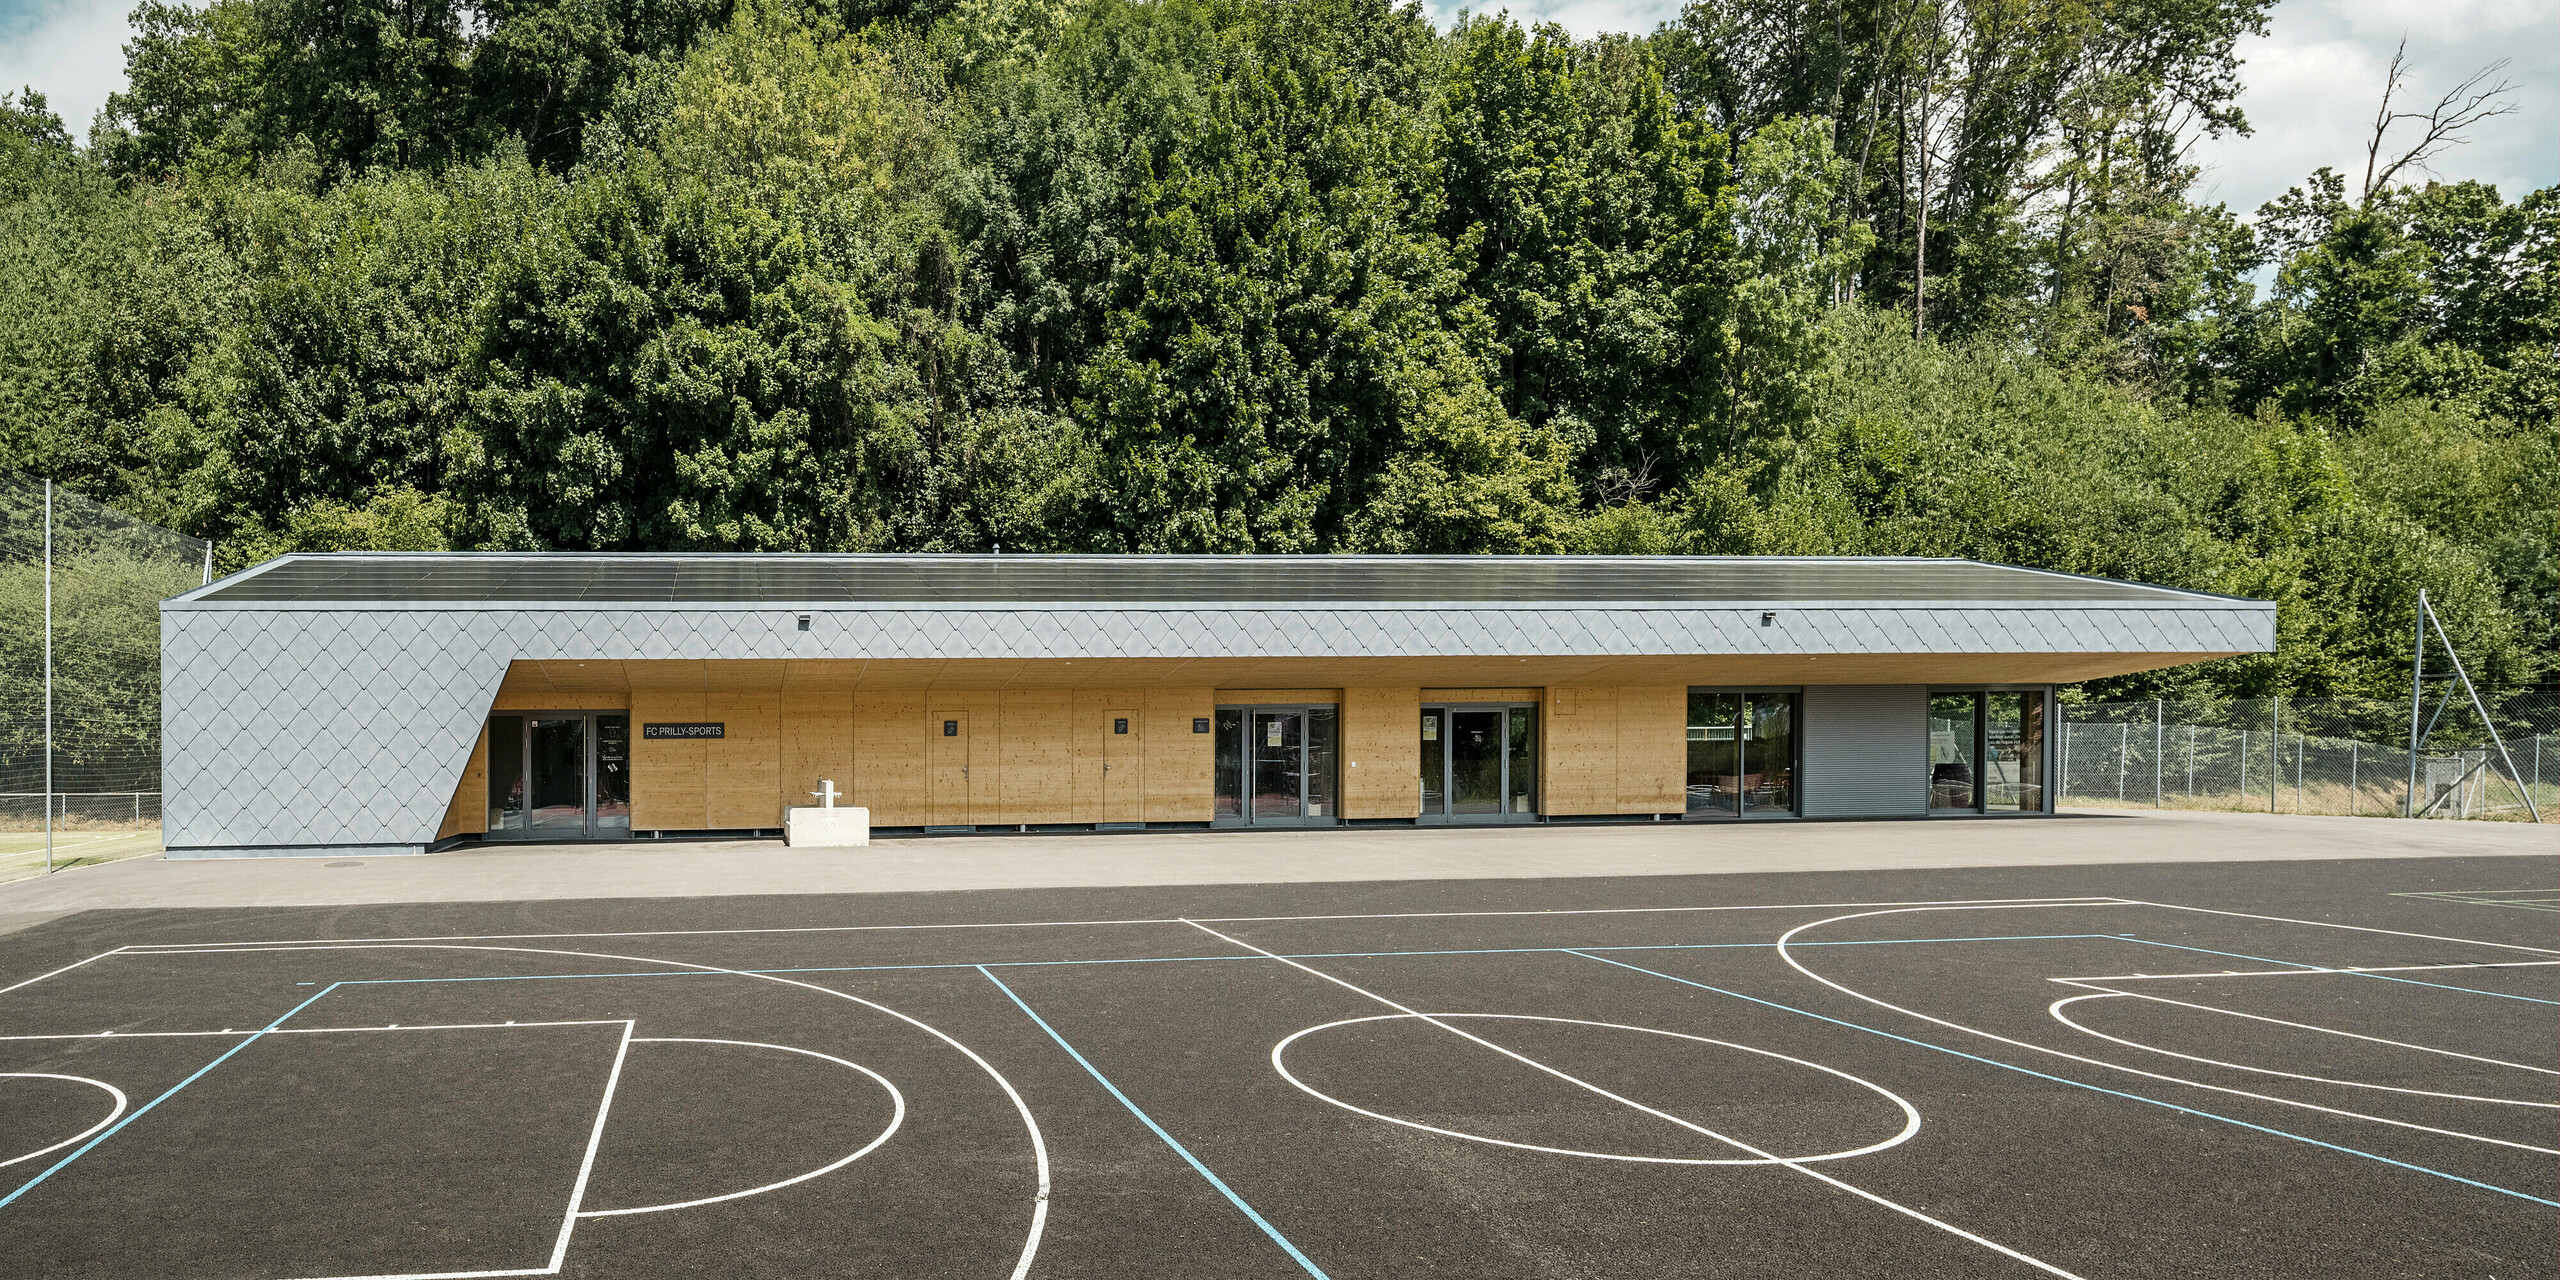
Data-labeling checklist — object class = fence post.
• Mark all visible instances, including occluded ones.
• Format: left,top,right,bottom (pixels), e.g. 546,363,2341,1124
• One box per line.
2116,721,2128,803
2349,741,2358,816
2154,699,2164,808
43,477,52,875
2060,721,2072,807
2296,735,2304,813
2186,724,2196,799
2406,590,2425,817
2270,696,2282,814
2240,728,2249,808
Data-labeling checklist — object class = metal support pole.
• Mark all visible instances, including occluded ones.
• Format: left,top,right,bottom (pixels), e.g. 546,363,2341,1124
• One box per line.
2154,699,2164,808
2116,721,2127,803
2270,695,2281,814
2407,590,2425,817
202,541,212,586
42,479,53,874
2240,729,2249,807
2186,723,2195,798
2418,593,2541,822
2295,735,2304,813
2349,740,2358,815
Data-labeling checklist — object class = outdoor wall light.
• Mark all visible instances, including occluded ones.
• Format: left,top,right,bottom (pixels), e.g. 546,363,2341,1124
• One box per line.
797,613,811,630
1761,610,1777,626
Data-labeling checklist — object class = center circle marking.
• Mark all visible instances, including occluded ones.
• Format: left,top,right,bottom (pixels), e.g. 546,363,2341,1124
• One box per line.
1271,1012,1921,1166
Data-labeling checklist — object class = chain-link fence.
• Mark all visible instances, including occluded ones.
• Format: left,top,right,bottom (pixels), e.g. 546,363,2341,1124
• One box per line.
1,472,209,875
2057,692,2557,820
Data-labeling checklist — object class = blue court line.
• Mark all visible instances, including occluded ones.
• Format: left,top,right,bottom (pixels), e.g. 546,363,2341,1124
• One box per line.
2102,938,2560,1007
977,966,1332,1279
1566,951,2560,1209
0,983,341,1211
316,934,2110,988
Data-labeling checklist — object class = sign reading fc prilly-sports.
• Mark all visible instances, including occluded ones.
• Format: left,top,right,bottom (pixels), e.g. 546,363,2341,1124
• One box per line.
158,554,2273,857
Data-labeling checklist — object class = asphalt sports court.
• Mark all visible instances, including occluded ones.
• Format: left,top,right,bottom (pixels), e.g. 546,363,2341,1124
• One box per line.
1,855,2551,1279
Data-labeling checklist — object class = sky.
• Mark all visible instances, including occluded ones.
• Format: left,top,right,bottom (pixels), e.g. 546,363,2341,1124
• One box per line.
2,0,2552,219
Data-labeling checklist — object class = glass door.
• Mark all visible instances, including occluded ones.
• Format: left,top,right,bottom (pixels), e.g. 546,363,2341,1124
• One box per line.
1419,703,1538,823
1251,712,1303,819
1217,704,1341,826
1686,689,1800,819
485,711,624,839
1929,694,1982,811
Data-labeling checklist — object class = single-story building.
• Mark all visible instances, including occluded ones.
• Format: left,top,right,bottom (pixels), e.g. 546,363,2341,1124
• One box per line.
159,554,2275,857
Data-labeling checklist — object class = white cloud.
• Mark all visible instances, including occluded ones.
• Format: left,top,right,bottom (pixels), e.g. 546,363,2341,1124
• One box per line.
2188,0,2559,218
0,0,135,136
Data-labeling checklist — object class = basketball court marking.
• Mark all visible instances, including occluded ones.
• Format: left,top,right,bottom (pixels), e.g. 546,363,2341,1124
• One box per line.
2042,992,2559,1108
2391,889,2560,914
5,891,2551,1278
0,1074,127,1169
1180,916,2094,1280
575,1038,905,1219
981,967,1335,1280
113,897,2130,950
2,939,1054,1280
1269,1012,1923,1165
1776,905,2560,1155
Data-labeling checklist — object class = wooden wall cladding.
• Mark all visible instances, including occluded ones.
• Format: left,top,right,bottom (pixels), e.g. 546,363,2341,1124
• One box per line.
1420,688,1543,703
1612,686,1686,813
778,690,855,821
436,725,490,839
853,689,928,826
631,687,709,830
1541,686,1617,815
1142,687,1213,822
1001,690,1075,825
1340,687,1420,820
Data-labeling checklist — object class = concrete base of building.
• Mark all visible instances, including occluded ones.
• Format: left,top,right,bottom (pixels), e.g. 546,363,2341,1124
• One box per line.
786,806,870,847
163,842,433,860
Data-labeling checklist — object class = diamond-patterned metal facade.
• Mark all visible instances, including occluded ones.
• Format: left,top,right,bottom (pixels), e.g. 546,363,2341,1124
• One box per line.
162,598,2275,853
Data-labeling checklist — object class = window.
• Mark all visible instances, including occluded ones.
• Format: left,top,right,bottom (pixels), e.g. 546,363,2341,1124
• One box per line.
1930,689,2050,814
1686,689,1798,818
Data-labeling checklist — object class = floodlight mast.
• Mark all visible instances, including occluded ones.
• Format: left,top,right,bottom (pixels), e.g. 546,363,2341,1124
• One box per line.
2406,590,2423,817
42,479,52,873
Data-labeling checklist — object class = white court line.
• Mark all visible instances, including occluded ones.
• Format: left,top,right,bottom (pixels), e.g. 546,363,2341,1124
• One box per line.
101,941,1052,1280
0,1019,634,1042
550,1021,634,1271
117,897,2129,950
1183,918,2090,1280
2121,900,2560,958
577,1038,905,1217
0,1073,128,1168
1271,1013,1923,1165
2046,983,2560,1078
0,947,131,997
2052,960,2560,982
2047,993,2560,1109
1775,905,2560,1157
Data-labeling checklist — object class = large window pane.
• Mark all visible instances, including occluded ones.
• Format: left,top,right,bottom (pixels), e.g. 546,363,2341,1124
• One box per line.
487,715,524,832
1986,692,2045,811
1506,707,1537,814
1449,710,1504,814
1419,710,1443,815
594,715,630,831
1929,694,1981,811
1250,712,1299,818
1742,693,1796,815
1686,689,1742,816
1215,710,1244,818
528,717,588,833
1305,707,1339,819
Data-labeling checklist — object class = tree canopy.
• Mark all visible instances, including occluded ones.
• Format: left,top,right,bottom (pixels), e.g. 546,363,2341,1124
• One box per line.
1,0,2552,699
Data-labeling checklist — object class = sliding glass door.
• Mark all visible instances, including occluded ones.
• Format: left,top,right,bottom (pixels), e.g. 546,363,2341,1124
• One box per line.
1685,689,1799,818
1215,704,1340,825
1929,689,2050,814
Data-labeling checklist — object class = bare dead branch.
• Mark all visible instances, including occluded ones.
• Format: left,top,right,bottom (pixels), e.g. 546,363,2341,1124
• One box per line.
2362,41,2518,203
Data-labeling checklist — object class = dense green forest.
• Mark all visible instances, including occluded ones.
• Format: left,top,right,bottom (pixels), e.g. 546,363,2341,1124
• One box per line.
0,0,2551,701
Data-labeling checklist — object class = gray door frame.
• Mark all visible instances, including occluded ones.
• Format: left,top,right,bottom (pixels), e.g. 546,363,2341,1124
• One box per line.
1417,702,1540,824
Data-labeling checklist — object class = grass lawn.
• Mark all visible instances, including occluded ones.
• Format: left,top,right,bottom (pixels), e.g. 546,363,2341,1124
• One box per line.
0,827,161,883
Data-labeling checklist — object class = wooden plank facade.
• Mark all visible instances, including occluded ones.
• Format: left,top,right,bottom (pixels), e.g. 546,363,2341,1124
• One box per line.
439,659,1692,834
